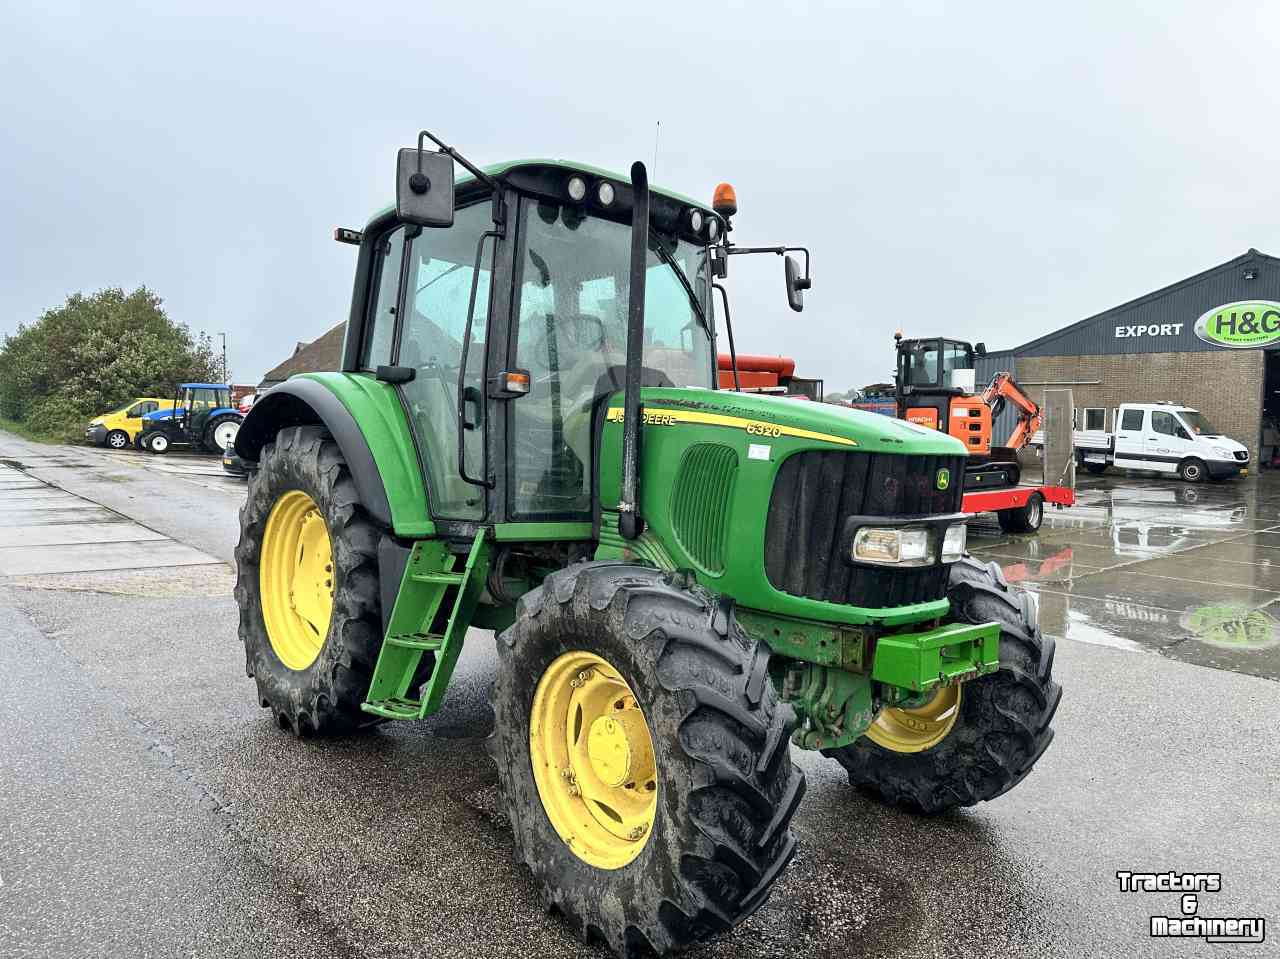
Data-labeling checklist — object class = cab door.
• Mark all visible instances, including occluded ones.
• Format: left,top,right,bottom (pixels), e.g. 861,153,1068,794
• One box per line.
122,400,157,439
1112,407,1148,468
381,201,498,522
1147,410,1194,472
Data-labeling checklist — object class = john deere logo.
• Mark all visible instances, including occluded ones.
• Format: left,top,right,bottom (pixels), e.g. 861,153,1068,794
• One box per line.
936,468,950,490
1193,300,1280,348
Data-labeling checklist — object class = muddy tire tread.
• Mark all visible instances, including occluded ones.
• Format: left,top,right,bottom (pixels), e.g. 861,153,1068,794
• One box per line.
234,425,384,736
825,555,1061,813
489,562,804,957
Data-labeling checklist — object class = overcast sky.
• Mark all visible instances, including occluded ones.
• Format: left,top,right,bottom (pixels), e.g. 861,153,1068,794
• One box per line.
3,1,1278,391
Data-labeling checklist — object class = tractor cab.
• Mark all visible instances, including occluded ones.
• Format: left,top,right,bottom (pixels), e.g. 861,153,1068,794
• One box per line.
895,335,984,395
139,383,242,454
317,149,810,535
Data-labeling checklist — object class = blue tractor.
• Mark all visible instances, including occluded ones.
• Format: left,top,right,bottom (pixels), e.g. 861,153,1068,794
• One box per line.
138,383,243,454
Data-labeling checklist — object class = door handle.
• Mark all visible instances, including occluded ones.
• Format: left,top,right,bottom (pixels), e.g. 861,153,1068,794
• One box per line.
460,385,482,430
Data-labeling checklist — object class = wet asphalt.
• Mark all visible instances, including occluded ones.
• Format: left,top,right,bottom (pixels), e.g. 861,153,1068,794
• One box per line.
0,431,1276,958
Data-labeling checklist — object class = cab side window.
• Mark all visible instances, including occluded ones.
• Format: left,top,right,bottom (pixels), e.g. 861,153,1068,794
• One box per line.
1151,411,1179,436
1121,409,1144,431
361,227,407,369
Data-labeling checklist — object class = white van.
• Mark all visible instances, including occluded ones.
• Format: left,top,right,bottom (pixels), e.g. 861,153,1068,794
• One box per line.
1035,402,1249,482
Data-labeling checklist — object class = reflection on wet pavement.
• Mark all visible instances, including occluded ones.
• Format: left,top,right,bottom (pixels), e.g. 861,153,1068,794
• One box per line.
968,472,1280,681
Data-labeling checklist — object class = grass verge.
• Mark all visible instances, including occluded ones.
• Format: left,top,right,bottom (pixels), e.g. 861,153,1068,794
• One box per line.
0,416,76,444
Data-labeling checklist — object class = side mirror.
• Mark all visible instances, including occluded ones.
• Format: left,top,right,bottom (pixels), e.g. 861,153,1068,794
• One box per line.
785,255,810,313
975,342,987,356
396,146,455,228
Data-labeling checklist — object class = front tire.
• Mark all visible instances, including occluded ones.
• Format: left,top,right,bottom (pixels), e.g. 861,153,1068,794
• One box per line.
490,564,804,956
146,432,170,454
1179,458,1206,483
824,556,1061,813
106,429,130,450
1085,462,1108,475
234,425,384,736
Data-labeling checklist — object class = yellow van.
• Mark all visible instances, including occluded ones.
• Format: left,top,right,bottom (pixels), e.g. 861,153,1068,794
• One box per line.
85,397,168,450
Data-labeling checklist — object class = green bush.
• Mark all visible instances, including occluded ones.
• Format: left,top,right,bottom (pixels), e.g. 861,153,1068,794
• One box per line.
0,288,220,442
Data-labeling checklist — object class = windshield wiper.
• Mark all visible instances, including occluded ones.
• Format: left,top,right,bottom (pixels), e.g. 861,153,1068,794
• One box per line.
650,237,710,337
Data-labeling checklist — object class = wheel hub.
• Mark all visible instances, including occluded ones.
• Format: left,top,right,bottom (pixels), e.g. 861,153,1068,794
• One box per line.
866,685,962,753
529,650,659,869
260,490,334,671
586,709,655,788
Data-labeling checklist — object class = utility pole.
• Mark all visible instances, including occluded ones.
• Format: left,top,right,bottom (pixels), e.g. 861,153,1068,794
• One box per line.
219,332,229,384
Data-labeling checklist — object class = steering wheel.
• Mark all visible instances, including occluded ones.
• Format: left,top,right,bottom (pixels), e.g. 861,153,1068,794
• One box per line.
524,313,609,371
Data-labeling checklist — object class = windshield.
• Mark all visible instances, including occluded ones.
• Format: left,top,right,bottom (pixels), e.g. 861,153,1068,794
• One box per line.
511,199,714,516
1180,410,1218,435
903,340,971,387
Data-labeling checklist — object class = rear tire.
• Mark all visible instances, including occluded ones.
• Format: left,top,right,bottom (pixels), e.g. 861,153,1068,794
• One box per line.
997,491,1043,533
489,563,804,956
1179,458,1207,483
234,425,384,736
204,414,241,453
824,556,1061,814
1085,462,1108,475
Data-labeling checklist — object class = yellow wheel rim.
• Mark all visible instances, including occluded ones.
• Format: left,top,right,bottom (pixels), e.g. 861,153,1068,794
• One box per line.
866,686,962,753
260,490,334,671
529,651,658,870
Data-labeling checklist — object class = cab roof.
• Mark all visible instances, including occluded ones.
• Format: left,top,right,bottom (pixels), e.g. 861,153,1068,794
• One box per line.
364,158,713,229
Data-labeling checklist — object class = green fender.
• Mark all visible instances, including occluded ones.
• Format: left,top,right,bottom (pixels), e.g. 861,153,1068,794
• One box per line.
235,372,434,537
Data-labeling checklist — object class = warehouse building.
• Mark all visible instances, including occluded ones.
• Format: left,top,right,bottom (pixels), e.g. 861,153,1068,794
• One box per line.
978,248,1280,464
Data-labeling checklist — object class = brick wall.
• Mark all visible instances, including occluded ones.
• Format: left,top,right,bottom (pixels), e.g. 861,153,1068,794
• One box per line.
1015,351,1265,462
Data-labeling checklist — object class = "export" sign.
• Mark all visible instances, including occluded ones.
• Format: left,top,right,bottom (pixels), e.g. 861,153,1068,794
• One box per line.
1193,300,1280,348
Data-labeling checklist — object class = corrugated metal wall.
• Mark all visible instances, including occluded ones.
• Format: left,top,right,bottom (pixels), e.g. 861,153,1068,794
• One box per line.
1017,251,1280,357
975,350,1019,445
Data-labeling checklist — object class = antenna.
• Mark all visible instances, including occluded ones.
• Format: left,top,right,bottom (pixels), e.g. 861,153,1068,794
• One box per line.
652,121,661,181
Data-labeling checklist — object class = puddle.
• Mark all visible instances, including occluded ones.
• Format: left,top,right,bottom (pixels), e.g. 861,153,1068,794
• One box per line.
1180,604,1280,650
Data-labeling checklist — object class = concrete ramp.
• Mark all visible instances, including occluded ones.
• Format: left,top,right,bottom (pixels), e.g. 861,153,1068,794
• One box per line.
0,464,223,578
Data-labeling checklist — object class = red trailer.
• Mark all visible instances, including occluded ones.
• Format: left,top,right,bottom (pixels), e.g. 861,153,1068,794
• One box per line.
961,481,1075,534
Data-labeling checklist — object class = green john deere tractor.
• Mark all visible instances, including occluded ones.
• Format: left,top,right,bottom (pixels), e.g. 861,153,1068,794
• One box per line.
233,132,1061,956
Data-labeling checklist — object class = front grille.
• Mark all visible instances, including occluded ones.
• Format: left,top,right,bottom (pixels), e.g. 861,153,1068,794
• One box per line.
763,450,967,609
670,443,738,574
1234,450,1249,462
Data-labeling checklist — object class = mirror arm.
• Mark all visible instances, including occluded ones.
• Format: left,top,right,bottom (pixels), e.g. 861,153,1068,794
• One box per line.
417,129,500,193
712,283,741,392
726,244,812,286
456,229,501,490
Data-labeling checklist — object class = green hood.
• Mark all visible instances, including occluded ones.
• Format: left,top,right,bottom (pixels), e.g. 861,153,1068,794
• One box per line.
626,387,968,457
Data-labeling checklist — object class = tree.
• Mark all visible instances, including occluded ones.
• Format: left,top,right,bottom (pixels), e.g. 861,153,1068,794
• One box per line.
0,287,220,441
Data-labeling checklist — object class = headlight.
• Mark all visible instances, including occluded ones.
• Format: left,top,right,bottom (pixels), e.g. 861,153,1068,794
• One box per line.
1213,447,1232,458
852,527,934,567
566,176,587,202
850,522,968,567
941,523,967,562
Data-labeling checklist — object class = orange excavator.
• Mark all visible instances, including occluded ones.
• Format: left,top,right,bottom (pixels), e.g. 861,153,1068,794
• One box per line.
893,332,1042,487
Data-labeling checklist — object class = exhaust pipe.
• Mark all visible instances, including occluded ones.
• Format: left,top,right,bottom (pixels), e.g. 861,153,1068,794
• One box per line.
618,160,649,540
